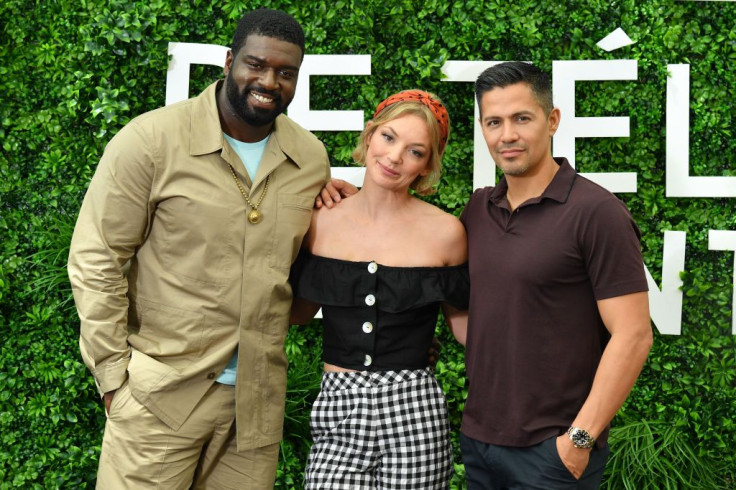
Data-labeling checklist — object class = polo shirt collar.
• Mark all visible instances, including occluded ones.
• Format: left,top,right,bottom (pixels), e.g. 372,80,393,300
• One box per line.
488,157,576,206
541,157,576,203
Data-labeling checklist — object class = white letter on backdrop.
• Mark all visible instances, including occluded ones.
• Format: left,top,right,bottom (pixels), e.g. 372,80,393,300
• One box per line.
288,54,371,188
166,42,229,105
666,64,736,197
708,230,736,335
552,60,638,193
287,54,371,131
645,231,686,335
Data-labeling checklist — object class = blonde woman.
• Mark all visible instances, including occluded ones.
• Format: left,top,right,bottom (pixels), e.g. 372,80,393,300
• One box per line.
291,90,468,489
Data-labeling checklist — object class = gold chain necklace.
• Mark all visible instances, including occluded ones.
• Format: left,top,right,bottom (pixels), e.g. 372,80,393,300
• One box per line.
227,165,270,224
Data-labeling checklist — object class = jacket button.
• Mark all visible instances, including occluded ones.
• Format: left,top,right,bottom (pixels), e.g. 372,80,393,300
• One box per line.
362,321,373,333
364,354,372,367
365,294,375,306
207,372,216,379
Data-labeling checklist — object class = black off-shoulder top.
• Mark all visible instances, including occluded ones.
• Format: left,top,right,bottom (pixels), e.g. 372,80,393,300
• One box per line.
290,250,470,371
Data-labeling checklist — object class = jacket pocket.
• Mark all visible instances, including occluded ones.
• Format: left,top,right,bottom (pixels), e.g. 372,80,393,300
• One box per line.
128,298,206,361
126,349,179,394
268,194,313,272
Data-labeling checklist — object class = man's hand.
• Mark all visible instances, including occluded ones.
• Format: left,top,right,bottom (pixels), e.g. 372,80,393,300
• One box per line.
315,179,359,209
103,390,117,415
555,434,590,479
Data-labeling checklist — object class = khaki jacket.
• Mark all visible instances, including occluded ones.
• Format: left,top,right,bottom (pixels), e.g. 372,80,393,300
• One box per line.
68,81,330,450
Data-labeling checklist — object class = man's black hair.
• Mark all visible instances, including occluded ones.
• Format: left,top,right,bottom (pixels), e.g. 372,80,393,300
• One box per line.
231,8,305,59
475,62,553,114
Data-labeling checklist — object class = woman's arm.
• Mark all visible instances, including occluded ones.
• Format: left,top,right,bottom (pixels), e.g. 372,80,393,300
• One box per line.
437,213,468,266
438,212,469,345
290,297,321,325
442,302,468,346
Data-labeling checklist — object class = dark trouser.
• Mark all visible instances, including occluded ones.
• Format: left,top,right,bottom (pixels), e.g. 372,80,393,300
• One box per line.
461,433,609,490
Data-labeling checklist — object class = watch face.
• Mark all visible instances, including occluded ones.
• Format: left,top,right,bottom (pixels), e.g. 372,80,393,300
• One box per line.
569,428,593,448
571,431,589,445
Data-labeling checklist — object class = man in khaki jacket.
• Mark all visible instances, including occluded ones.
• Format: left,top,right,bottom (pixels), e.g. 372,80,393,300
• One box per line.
68,8,329,488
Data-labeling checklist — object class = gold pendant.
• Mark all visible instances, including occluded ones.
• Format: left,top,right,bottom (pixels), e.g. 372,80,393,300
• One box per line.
248,209,262,224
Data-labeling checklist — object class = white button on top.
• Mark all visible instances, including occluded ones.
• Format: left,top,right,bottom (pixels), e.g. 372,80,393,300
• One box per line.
365,294,375,306
362,322,373,333
367,262,378,274
364,354,373,367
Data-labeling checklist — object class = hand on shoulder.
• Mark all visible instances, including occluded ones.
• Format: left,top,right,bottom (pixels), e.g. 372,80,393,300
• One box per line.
315,178,359,209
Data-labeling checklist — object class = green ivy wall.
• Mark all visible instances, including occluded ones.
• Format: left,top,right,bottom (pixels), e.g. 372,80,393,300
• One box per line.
1,1,734,488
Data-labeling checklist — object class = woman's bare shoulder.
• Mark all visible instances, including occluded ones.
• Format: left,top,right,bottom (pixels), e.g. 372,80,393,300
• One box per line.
306,199,362,252
413,200,467,265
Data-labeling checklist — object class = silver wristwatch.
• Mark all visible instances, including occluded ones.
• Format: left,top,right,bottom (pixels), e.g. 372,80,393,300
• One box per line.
567,426,596,449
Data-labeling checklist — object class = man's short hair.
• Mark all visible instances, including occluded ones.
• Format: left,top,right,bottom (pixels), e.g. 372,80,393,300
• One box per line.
232,8,305,59
475,62,553,114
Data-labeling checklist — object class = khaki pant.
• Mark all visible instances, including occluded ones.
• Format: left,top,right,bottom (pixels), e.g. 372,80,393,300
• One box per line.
96,381,279,489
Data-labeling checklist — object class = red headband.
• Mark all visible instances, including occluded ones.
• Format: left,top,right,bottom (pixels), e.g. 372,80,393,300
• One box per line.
373,90,450,154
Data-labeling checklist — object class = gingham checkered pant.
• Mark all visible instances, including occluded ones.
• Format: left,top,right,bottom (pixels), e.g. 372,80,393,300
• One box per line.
304,368,453,489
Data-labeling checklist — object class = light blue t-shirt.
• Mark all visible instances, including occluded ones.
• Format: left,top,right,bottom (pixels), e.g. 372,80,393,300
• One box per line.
223,133,269,181
217,133,270,385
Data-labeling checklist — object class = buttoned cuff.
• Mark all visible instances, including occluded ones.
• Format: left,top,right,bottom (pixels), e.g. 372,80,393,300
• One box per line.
92,355,131,396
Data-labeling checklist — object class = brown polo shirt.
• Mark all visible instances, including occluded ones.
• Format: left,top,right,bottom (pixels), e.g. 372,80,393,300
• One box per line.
460,158,648,447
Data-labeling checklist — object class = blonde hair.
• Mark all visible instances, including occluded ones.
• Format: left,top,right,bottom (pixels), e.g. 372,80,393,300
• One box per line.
352,96,449,196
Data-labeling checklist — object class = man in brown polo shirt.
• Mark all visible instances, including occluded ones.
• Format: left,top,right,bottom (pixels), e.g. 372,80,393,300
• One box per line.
459,62,653,489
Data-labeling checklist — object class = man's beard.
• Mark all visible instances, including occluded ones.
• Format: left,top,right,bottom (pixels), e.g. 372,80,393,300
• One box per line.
498,161,530,176
225,71,289,127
